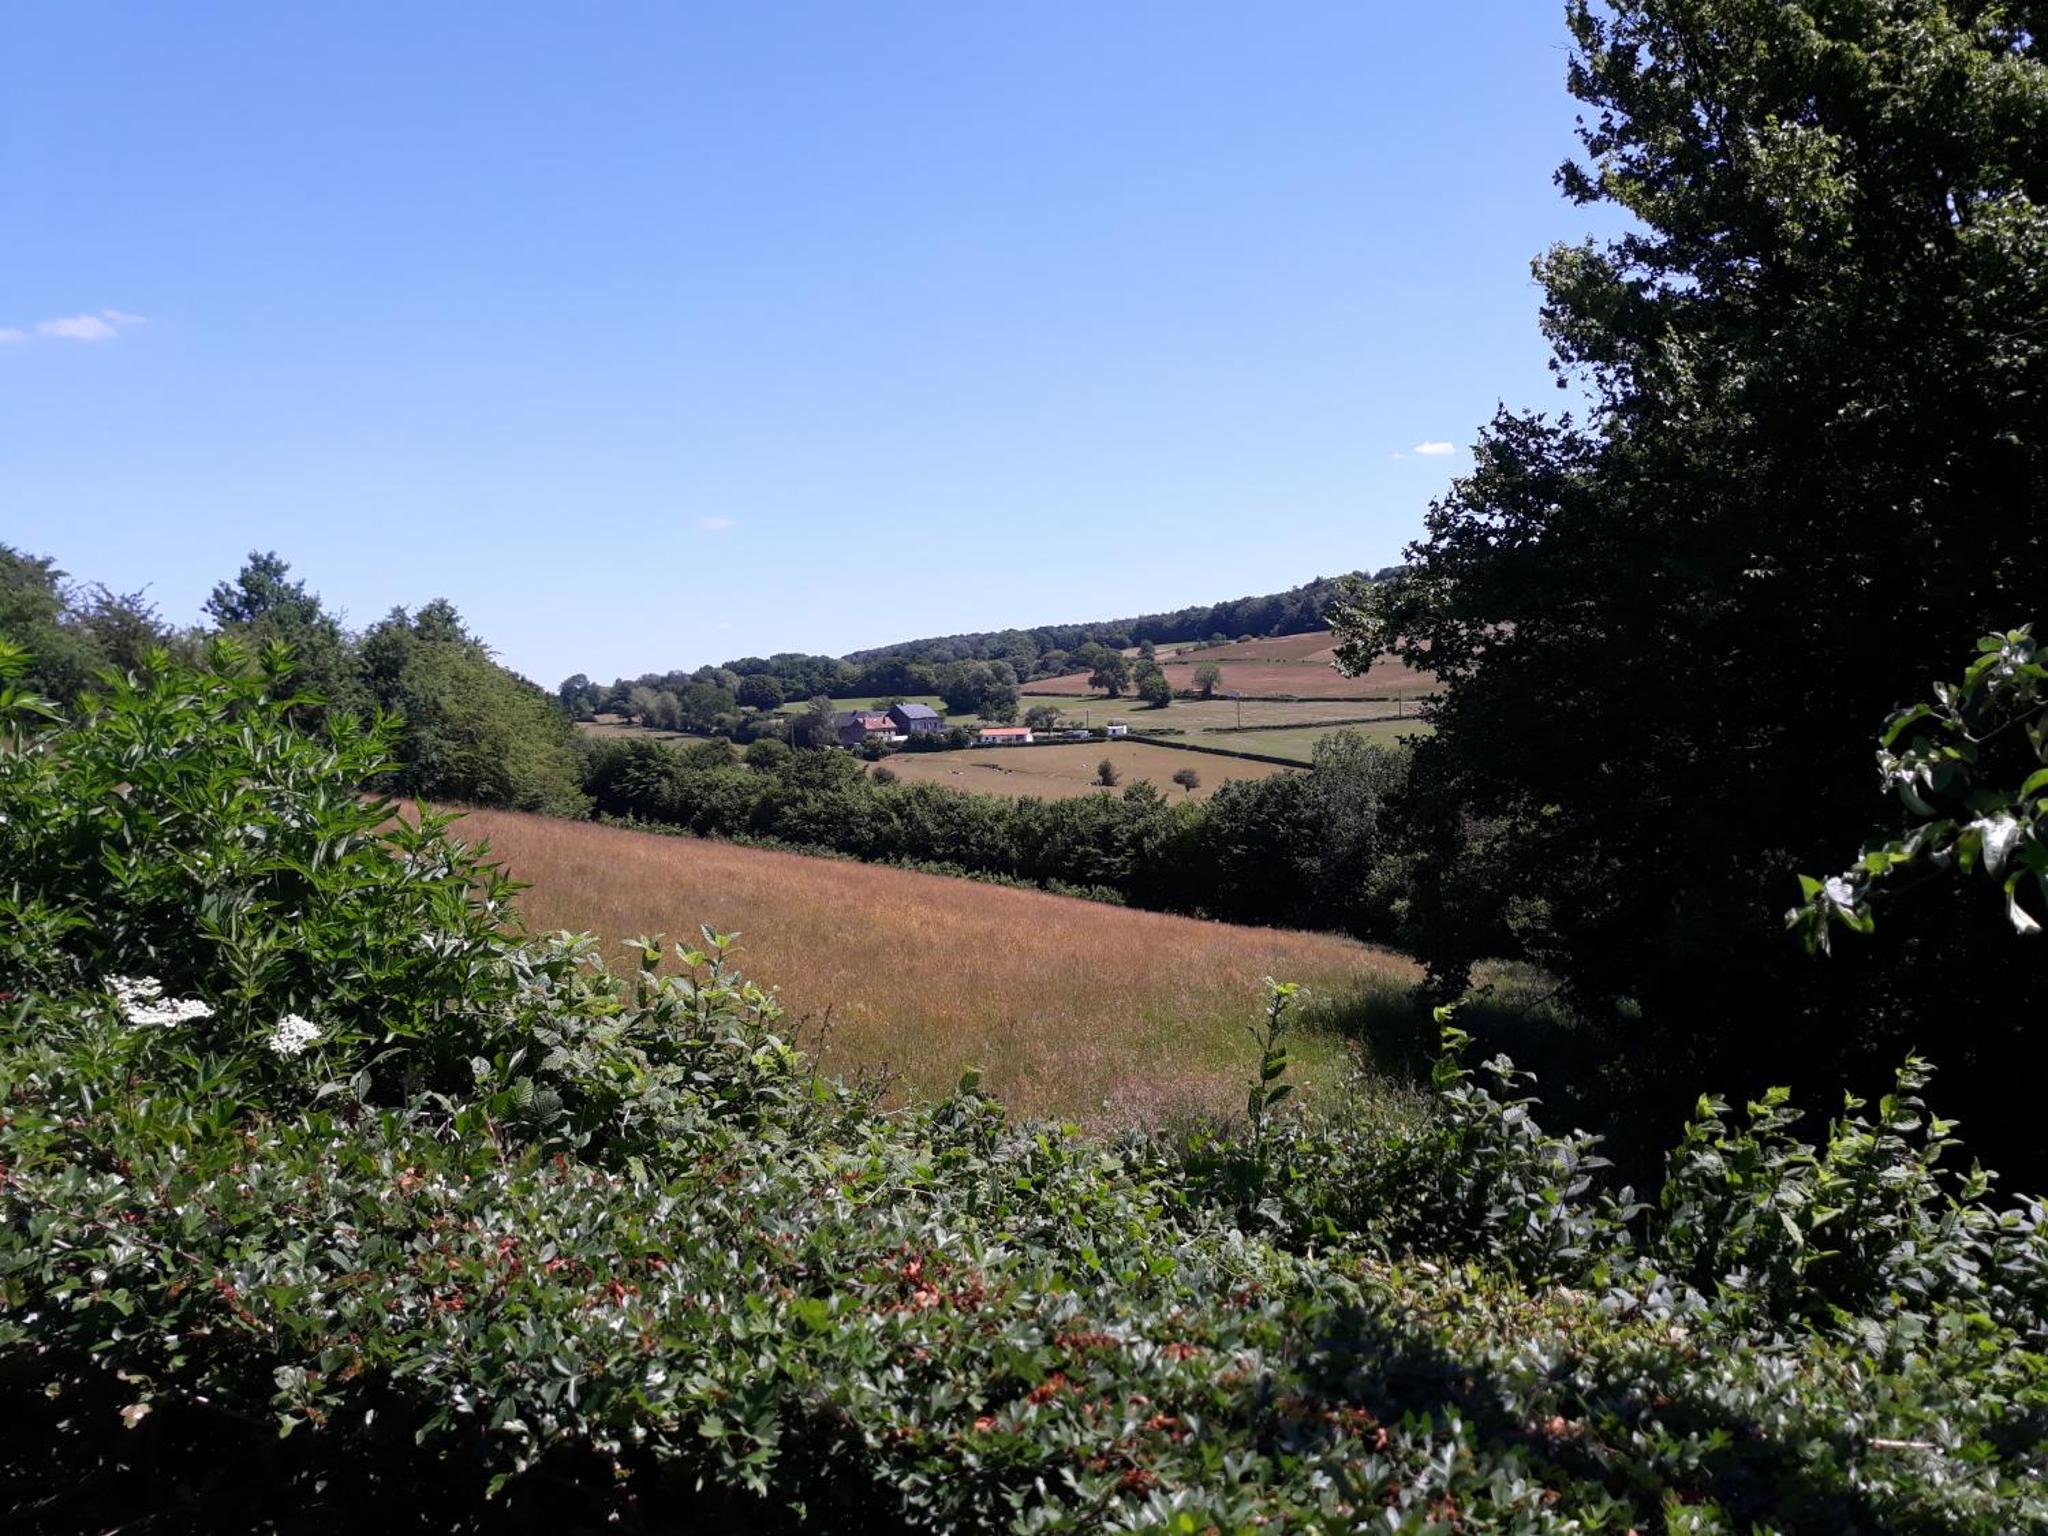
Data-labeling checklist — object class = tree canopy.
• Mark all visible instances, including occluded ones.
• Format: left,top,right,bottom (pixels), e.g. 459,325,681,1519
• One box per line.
1332,0,2048,1165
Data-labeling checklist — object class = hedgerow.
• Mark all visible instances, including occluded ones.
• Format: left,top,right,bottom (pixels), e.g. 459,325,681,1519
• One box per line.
3,645,2045,1531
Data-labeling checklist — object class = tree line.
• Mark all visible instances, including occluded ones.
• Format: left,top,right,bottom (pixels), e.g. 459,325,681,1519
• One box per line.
582,728,1410,939
1,546,588,817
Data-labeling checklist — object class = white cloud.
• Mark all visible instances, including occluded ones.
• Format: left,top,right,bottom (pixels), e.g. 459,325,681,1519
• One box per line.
697,515,737,532
1412,441,1456,456
0,328,23,344
38,314,117,341
30,309,147,343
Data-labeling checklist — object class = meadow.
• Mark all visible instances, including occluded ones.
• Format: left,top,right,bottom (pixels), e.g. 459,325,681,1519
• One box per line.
874,738,1298,799
450,805,1418,1124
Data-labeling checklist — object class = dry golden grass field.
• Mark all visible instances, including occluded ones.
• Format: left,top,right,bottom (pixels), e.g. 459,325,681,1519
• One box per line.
448,807,1418,1125
875,740,1297,800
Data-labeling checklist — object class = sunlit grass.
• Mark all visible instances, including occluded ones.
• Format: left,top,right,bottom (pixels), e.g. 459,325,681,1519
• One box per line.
445,806,1421,1127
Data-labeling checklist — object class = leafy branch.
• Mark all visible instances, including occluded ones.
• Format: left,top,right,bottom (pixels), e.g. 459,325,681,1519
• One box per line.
1791,626,2048,954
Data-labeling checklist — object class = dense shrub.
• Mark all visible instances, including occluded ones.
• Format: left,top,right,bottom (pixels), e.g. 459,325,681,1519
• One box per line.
3,652,2045,1531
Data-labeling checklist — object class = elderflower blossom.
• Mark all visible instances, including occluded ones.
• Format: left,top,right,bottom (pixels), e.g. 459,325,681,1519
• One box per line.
108,975,215,1028
266,1013,321,1058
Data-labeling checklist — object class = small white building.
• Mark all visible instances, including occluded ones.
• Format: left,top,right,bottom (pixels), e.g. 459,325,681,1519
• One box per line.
976,725,1034,747
1104,721,1129,738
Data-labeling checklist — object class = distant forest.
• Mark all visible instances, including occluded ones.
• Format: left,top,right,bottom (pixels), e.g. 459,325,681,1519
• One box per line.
559,569,1400,722
839,570,1393,665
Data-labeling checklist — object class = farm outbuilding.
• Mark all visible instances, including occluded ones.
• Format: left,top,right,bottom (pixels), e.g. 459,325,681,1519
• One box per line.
888,702,945,736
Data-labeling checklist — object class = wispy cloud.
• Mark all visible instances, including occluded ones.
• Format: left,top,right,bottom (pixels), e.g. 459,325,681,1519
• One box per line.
17,309,148,344
0,328,24,345
1412,441,1455,457
697,515,737,532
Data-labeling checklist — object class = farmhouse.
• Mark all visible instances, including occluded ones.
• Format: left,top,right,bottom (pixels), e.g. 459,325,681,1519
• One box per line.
833,710,900,748
976,725,1034,747
888,701,945,736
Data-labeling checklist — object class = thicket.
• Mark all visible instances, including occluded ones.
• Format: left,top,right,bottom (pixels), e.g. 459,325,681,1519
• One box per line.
3,646,2045,1532
1332,0,2048,1178
581,728,1410,939
0,547,588,819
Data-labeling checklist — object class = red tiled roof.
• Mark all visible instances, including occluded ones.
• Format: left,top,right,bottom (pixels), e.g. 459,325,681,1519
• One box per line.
979,726,1031,736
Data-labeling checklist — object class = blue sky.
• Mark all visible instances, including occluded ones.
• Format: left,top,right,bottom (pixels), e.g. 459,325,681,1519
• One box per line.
4,2,1607,686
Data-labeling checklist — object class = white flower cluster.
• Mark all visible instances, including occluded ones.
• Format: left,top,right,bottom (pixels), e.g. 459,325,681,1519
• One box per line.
109,975,215,1028
266,1013,321,1058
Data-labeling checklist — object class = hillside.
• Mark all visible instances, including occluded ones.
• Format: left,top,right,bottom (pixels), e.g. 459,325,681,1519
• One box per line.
453,805,1415,1122
837,572,1386,666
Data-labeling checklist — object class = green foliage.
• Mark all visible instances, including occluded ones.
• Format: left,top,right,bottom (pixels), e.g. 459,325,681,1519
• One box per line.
1134,662,1172,708
942,660,1020,721
1095,756,1121,787
0,544,179,703
3,656,2046,1529
735,672,785,711
360,601,588,816
1081,643,1131,697
1793,625,2048,952
1193,661,1222,697
1332,0,2048,1175
204,550,366,718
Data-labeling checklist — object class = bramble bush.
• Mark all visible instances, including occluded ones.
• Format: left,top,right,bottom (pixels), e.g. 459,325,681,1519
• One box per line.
2,647,2045,1531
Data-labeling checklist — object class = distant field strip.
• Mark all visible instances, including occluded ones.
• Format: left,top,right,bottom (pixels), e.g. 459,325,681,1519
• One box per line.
877,739,1296,799
1017,696,1423,733
451,807,1417,1125
1168,719,1428,763
1024,654,1430,700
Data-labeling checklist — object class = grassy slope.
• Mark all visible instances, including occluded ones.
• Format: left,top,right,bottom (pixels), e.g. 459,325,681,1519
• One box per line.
452,807,1417,1125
